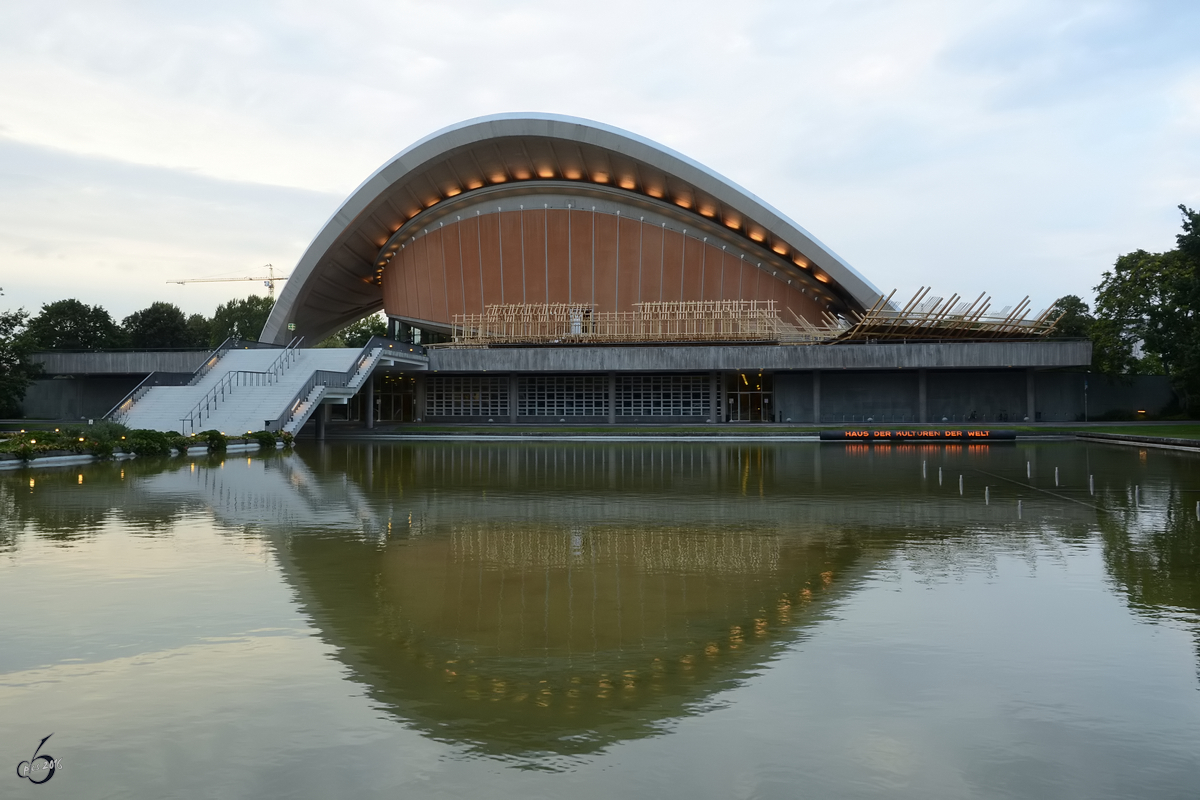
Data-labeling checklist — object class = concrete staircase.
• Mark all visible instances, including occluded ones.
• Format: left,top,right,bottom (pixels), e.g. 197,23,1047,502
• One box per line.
113,340,426,434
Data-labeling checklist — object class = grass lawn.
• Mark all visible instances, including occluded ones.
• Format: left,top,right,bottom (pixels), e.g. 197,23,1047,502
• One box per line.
336,422,1200,439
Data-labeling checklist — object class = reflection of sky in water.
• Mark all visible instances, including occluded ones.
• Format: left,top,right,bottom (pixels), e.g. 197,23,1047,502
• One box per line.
1,441,1199,797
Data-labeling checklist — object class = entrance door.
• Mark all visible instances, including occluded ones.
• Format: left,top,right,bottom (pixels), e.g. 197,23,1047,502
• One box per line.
726,373,773,422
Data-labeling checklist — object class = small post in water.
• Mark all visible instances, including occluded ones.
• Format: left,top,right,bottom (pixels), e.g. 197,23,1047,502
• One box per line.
939,467,943,486
1135,485,1140,507
1089,474,1094,495
923,460,926,478
985,486,990,505
1055,466,1059,486
1027,461,1031,479
959,475,963,495
1018,499,1023,518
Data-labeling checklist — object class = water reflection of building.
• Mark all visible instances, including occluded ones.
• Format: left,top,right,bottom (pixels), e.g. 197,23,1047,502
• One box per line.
5,441,1199,755
276,519,871,758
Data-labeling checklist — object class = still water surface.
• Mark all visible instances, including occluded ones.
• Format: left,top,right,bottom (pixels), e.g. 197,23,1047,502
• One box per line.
2,441,1200,798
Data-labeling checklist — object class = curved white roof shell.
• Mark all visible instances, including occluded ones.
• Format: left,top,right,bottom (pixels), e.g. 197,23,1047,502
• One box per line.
263,113,884,345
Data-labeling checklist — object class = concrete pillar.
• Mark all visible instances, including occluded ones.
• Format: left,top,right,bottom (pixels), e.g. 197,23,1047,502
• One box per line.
708,371,716,423
364,371,375,429
1026,368,1036,422
918,369,928,424
607,372,617,424
315,403,326,440
812,371,821,424
414,374,427,422
509,374,520,423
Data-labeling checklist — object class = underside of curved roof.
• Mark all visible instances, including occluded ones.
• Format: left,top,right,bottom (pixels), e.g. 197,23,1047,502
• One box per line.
262,113,884,345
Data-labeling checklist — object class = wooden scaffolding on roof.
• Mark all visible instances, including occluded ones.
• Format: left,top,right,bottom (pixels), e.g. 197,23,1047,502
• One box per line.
435,290,1062,348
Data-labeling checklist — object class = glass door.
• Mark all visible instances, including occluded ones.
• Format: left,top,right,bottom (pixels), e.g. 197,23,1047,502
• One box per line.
725,373,773,422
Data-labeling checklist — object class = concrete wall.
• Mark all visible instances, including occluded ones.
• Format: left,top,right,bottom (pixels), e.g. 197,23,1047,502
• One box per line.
429,340,1091,373
20,375,145,421
774,373,813,423
821,371,921,423
1035,373,1176,421
927,370,1026,423
32,351,210,375
768,370,1179,425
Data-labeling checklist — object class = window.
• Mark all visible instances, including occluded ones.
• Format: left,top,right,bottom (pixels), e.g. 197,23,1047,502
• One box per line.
616,374,709,417
426,376,508,417
518,375,608,416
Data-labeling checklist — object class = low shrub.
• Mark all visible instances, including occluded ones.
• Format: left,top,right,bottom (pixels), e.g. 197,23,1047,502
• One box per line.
279,431,294,448
127,429,173,457
199,429,227,453
89,439,115,460
251,430,276,449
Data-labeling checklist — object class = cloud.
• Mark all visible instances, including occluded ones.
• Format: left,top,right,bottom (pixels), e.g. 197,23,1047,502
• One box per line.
1,0,1198,317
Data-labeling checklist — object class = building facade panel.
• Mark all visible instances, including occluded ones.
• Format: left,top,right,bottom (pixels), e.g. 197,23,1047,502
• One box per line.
522,209,548,305
382,208,826,328
500,210,525,305
545,209,571,303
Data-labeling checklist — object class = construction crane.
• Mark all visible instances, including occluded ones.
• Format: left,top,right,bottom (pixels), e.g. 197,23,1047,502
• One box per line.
167,264,290,299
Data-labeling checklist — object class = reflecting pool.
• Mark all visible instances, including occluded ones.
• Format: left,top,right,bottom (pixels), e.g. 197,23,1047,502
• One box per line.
3,441,1200,798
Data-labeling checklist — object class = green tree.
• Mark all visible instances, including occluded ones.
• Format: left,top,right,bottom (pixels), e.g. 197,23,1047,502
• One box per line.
317,313,387,348
186,314,213,349
23,299,127,350
209,295,273,346
1094,205,1200,410
122,302,193,349
0,289,42,417
1047,295,1093,339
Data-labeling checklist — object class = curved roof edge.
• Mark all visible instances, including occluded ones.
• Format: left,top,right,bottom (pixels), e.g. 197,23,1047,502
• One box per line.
263,112,884,344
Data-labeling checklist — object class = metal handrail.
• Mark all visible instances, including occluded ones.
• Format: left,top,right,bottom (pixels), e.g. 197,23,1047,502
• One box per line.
264,369,352,433
265,337,414,433
104,372,192,424
104,337,243,422
178,337,304,434
188,337,239,386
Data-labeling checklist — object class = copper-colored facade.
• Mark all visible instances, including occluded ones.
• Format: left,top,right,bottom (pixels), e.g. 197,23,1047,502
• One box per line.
382,208,822,328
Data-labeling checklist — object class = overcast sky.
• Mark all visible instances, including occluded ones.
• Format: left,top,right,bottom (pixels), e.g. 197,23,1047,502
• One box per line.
1,0,1197,322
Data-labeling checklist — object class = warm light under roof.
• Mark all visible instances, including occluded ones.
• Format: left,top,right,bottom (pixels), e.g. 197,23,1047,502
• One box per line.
646,186,664,198
593,173,609,183
564,169,582,180
445,187,461,197
699,206,716,217
537,168,555,179
490,174,507,183
618,177,636,189
749,231,764,242
466,180,484,190
513,169,531,180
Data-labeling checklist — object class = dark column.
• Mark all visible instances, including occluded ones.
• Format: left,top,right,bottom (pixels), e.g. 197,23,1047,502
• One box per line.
608,371,617,424
365,372,375,429
918,369,928,424
710,371,719,423
1026,368,1036,422
509,374,519,423
315,404,326,440
414,374,426,422
812,371,821,424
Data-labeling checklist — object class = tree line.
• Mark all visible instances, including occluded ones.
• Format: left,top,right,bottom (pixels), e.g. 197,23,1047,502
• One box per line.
1048,205,1200,413
0,293,386,417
